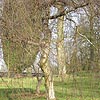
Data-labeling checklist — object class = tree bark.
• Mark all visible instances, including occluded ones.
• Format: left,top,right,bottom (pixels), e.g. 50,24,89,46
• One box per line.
33,51,43,94
40,44,56,100
39,7,56,99
57,5,66,80
36,76,43,94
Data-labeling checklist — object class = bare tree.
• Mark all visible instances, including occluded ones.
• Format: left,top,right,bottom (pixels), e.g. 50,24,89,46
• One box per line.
2,0,98,100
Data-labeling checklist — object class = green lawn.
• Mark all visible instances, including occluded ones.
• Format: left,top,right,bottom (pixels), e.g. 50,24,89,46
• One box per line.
0,71,100,100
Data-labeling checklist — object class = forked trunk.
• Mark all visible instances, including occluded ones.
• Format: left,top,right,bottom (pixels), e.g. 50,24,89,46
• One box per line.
40,46,56,100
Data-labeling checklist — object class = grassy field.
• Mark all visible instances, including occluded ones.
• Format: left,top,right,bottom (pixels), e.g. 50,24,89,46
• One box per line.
0,71,100,100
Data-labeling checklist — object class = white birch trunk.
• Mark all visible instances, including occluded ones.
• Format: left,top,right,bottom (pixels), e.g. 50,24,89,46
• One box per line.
0,0,8,72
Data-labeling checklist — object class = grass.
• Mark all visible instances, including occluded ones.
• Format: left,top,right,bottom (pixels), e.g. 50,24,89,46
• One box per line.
0,71,100,100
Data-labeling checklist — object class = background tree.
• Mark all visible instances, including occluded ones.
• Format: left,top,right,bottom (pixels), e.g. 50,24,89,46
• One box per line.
0,0,7,72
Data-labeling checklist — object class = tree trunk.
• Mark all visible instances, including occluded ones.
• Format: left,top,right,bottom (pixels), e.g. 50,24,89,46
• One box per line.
57,5,66,80
36,76,43,94
33,51,43,94
88,3,95,70
39,8,56,98
0,0,8,73
40,45,56,100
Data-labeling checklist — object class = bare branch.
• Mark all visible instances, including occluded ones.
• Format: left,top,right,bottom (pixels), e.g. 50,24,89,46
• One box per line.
77,27,98,50
45,2,89,19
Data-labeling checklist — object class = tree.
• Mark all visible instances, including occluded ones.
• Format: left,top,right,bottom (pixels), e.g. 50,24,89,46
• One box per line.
2,0,56,99
2,0,98,100
56,5,66,80
0,0,7,73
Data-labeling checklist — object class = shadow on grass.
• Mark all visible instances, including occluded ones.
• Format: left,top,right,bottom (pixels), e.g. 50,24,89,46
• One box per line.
0,88,46,100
